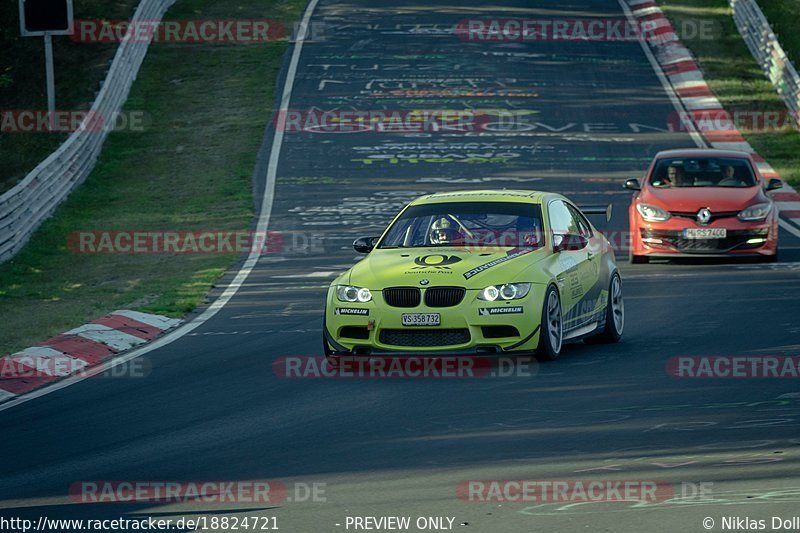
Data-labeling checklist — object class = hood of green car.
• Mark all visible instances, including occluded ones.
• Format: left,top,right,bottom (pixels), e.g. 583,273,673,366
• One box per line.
346,247,549,289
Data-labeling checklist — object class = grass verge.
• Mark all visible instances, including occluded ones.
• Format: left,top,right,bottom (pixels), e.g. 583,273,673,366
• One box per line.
657,0,800,186
0,0,305,354
757,0,800,67
0,0,140,193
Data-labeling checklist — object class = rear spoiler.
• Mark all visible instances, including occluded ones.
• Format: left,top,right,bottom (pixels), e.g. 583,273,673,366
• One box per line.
578,204,613,222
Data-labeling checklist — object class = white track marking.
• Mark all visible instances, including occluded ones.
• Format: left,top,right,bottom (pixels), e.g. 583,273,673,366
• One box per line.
0,0,321,413
3,347,87,377
66,324,147,351
112,310,182,330
681,96,722,110
779,219,800,239
711,142,754,152
273,271,336,278
0,389,16,402
616,0,708,149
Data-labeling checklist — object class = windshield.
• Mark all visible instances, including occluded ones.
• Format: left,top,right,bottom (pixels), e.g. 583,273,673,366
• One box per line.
650,157,758,188
378,201,544,249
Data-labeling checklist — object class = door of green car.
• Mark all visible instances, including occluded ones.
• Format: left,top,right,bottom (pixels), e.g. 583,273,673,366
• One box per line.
547,199,600,332
565,202,603,326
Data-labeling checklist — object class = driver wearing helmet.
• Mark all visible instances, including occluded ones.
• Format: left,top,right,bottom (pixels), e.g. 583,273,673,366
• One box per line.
429,217,463,245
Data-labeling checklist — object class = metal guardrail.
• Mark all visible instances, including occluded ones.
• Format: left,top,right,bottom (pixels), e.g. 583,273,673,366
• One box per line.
730,0,800,128
0,0,176,263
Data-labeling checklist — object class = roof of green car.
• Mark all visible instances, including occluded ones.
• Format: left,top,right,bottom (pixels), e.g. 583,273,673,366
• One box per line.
410,190,556,205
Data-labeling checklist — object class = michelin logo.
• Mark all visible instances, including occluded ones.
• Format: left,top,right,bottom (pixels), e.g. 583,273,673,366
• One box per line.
335,308,369,316
479,306,523,316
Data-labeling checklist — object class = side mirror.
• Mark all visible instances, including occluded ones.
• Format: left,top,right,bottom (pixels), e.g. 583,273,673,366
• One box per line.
353,236,378,254
624,178,642,191
554,233,588,252
766,178,784,191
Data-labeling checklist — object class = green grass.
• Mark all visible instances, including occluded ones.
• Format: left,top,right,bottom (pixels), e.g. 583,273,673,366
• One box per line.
758,0,800,67
0,0,141,193
0,0,305,354
657,0,800,186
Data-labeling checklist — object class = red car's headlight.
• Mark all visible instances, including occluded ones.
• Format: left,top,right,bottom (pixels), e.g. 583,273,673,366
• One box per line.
737,202,772,222
636,203,671,222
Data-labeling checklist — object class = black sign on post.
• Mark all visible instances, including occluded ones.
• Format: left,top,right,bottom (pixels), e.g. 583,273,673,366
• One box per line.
19,0,74,36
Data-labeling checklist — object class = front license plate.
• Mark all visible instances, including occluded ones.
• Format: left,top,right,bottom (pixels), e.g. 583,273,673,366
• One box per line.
684,228,727,239
402,313,441,327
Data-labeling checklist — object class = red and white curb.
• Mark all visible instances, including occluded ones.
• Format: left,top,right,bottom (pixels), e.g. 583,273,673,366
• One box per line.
626,0,800,234
0,310,181,402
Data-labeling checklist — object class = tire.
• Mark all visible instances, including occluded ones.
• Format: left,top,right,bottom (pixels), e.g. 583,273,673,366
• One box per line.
536,285,563,361
762,250,778,263
585,273,624,344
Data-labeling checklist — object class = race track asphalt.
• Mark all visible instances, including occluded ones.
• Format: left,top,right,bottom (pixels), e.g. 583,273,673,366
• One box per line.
2,0,800,531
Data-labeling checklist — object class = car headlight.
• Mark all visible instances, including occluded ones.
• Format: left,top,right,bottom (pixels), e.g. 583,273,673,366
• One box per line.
636,203,671,222
737,202,772,222
336,285,372,303
478,283,531,301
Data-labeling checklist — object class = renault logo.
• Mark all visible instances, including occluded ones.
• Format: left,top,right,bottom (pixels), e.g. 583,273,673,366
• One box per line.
696,208,712,226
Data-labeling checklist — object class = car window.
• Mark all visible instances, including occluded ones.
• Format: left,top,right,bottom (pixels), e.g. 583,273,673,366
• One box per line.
548,200,580,235
378,202,544,249
650,157,758,188
566,204,593,238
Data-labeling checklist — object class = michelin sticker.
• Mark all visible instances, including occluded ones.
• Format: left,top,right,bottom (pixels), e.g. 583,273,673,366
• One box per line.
479,306,524,316
335,308,369,316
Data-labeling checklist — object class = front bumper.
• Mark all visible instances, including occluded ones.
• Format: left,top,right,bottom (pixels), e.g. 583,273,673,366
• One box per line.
324,286,545,355
630,215,778,257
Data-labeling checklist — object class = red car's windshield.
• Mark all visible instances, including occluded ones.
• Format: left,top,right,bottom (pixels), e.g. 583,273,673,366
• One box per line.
650,157,758,188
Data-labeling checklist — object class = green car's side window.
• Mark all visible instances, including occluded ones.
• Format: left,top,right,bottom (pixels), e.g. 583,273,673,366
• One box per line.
566,204,594,239
548,200,579,236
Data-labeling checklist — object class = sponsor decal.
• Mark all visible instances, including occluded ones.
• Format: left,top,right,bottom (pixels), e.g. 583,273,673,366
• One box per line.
335,308,369,316
479,306,523,316
463,248,533,279
411,254,463,270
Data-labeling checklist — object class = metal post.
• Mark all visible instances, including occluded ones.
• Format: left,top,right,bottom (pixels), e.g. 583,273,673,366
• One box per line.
44,32,55,130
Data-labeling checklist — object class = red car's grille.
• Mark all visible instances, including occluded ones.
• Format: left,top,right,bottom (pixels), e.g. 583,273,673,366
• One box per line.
641,228,768,253
668,210,738,222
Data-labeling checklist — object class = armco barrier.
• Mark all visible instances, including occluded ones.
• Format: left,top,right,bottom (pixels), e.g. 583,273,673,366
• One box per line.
730,0,800,128
0,0,176,263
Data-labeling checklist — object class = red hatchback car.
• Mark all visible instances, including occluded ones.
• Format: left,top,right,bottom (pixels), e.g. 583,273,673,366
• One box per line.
626,149,782,263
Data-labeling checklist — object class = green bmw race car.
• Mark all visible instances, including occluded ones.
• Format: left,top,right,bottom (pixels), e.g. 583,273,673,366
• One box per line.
323,190,623,360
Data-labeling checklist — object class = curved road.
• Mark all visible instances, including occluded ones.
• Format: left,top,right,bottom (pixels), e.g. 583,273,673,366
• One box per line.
3,0,800,531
